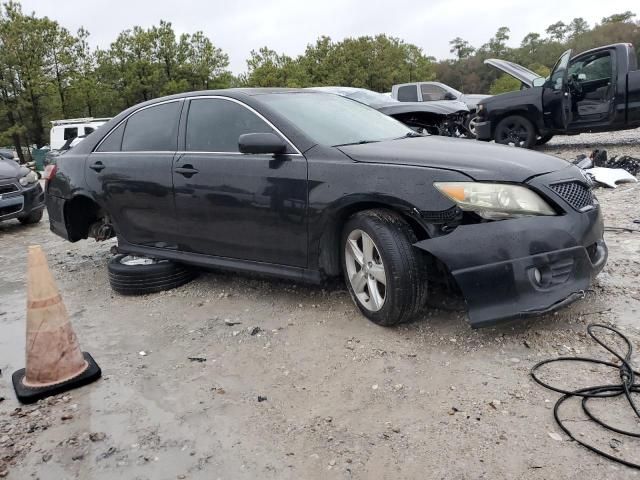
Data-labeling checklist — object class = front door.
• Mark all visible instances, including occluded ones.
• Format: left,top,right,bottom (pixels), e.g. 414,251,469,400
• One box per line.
542,49,573,131
172,97,308,267
86,100,182,246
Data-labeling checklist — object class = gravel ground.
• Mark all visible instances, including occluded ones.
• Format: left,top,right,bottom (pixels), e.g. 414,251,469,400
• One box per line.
1,133,640,479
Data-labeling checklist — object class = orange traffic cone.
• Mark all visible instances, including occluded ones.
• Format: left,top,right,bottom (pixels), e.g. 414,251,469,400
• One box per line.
12,245,101,404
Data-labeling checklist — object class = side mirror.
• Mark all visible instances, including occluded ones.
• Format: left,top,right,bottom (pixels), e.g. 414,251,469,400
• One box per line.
444,92,457,100
532,77,546,87
238,133,287,155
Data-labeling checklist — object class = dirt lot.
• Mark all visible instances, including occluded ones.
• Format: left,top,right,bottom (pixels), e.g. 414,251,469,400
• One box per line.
1,133,640,479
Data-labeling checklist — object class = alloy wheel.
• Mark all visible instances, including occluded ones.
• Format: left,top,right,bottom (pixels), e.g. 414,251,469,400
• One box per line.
344,229,387,311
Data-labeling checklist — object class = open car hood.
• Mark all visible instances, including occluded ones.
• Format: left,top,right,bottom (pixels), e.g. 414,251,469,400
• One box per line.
484,59,542,88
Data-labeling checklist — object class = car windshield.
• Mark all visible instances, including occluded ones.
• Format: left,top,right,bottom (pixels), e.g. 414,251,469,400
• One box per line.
345,89,397,106
259,92,413,147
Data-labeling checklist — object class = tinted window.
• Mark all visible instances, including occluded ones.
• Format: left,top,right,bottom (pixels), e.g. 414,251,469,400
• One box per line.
569,53,612,82
84,126,95,135
64,127,78,140
96,122,125,152
397,85,419,102
122,102,180,151
186,98,274,152
420,84,447,101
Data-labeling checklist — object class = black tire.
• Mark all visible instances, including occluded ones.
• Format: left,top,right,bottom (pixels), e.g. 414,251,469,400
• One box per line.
536,133,554,145
18,208,43,225
494,115,536,148
341,209,428,326
108,254,198,295
464,114,479,138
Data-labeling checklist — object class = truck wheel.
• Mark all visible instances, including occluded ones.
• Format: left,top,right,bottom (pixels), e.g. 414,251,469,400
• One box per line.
536,133,554,145
108,254,198,295
495,115,536,148
18,209,43,225
341,209,428,326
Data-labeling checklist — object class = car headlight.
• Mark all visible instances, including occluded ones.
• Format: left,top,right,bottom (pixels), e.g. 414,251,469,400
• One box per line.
434,182,555,219
19,170,39,186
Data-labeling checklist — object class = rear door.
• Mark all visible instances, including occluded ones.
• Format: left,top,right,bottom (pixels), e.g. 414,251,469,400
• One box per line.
86,100,182,247
172,96,308,267
542,49,573,130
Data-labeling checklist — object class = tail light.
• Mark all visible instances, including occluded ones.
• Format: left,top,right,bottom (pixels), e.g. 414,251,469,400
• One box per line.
44,164,57,188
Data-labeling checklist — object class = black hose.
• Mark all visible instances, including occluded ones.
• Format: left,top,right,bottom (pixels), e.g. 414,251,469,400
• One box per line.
531,324,640,469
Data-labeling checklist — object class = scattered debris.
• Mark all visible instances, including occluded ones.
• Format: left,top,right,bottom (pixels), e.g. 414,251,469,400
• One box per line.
489,400,501,410
249,326,261,336
61,414,73,421
224,319,241,326
138,351,147,356
89,432,106,442
257,395,267,402
548,432,563,442
585,167,637,188
187,356,207,363
609,438,622,450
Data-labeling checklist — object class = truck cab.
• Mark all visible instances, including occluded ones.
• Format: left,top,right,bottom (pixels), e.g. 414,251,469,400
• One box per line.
50,118,111,150
475,43,640,148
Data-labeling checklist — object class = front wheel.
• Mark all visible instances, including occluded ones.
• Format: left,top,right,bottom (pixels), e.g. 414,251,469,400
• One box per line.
494,115,536,148
465,114,479,138
341,210,428,326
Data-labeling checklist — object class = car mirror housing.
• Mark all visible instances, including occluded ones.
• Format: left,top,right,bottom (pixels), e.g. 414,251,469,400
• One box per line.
238,133,287,155
532,77,546,88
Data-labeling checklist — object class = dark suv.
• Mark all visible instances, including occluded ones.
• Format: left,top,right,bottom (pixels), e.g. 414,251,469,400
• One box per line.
46,89,607,328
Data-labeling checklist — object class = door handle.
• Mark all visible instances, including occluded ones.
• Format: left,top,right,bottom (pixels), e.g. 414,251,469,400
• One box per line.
89,161,105,172
174,164,199,177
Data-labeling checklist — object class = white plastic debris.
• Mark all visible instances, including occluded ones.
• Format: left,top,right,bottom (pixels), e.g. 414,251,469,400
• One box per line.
585,167,638,188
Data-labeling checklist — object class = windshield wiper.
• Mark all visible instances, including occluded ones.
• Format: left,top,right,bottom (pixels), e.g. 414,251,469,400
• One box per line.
332,139,381,147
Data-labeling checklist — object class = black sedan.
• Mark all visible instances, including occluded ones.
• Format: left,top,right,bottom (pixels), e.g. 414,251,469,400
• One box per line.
46,89,606,327
0,155,45,225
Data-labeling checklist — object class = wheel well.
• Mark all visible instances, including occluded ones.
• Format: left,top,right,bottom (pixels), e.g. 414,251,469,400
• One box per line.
64,195,104,242
492,111,539,136
318,203,429,277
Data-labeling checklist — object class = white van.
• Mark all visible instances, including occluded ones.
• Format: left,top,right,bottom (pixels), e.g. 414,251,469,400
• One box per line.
49,117,111,150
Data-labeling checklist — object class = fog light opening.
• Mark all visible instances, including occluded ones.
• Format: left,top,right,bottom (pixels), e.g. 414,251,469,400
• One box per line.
532,267,542,285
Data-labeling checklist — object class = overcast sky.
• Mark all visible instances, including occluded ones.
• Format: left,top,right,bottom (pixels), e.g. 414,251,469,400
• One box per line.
19,0,637,73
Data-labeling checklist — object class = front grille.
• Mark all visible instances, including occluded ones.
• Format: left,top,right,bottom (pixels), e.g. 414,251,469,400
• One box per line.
0,203,22,217
0,183,19,195
549,181,594,211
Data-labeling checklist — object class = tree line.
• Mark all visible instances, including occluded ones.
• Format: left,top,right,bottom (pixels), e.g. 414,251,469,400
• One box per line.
0,0,638,160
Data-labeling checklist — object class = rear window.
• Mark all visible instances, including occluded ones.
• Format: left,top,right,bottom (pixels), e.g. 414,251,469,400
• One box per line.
96,122,125,152
396,85,419,102
121,101,180,151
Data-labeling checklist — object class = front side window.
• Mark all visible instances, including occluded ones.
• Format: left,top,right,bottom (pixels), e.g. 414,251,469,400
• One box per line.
186,98,274,152
420,84,447,101
64,127,78,141
396,85,419,102
569,53,612,82
259,92,413,147
121,101,180,151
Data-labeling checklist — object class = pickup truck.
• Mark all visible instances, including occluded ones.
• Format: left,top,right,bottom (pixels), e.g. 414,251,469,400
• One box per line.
475,43,640,148
391,81,490,136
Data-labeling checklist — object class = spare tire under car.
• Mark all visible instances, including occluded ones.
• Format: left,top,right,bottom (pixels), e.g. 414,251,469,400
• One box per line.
107,254,198,295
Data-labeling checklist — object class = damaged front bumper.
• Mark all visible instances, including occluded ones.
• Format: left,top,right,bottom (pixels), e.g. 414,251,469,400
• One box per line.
414,205,607,328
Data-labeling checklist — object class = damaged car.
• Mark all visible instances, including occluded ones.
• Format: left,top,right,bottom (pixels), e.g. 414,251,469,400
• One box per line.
310,86,469,136
476,43,640,148
46,89,607,327
0,154,45,225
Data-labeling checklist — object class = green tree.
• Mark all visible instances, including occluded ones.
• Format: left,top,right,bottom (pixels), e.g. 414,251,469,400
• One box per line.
601,11,635,24
449,37,475,60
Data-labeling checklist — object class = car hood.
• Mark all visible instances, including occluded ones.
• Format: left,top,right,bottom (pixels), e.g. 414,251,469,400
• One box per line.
374,100,468,116
460,94,491,107
484,59,542,88
0,158,22,180
337,136,569,182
